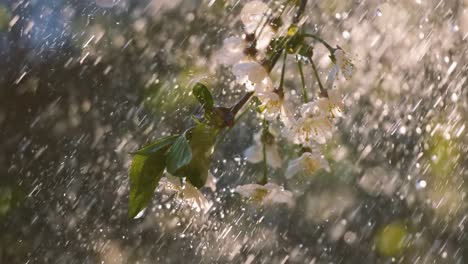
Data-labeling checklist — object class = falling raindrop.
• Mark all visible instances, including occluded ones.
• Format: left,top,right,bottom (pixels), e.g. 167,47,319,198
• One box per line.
342,30,351,39
416,180,427,190
376,9,382,17
96,0,119,8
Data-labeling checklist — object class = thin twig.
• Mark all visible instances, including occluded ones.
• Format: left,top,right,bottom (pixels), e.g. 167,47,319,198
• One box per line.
230,91,254,116
297,61,308,103
278,50,288,93
303,33,335,54
310,59,328,97
260,119,269,185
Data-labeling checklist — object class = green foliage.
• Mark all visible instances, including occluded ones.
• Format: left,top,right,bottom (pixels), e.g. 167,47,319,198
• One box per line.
166,134,193,174
129,152,167,218
174,124,218,188
192,83,236,128
193,83,214,111
128,83,223,217
130,135,179,156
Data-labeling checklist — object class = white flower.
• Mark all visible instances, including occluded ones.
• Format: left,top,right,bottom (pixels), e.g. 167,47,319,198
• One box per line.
326,89,345,116
232,60,273,92
326,48,354,89
255,26,276,51
235,183,294,207
214,30,273,69
240,1,276,51
303,89,345,118
159,175,211,212
257,91,282,119
334,48,354,80
244,127,282,168
215,36,246,66
325,63,339,90
240,1,271,34
285,151,330,179
286,114,333,145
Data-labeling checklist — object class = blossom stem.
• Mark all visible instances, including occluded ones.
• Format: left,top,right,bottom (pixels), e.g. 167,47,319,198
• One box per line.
303,33,335,55
310,59,328,98
297,61,308,103
261,141,268,185
278,50,287,93
263,46,284,73
260,119,269,185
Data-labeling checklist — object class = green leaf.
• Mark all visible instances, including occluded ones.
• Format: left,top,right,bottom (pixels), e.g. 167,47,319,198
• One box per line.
193,83,214,111
130,135,179,156
166,135,193,174
175,124,218,188
129,152,166,218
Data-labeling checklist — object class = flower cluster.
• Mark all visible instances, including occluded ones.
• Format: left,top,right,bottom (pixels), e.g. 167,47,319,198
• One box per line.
215,2,295,123
128,0,355,218
212,1,355,207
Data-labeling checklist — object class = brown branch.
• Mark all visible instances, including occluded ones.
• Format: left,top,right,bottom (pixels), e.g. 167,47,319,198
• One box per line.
230,91,254,116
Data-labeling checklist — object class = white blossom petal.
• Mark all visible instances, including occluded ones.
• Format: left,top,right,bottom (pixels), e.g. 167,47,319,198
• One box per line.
255,26,275,50
257,91,282,120
285,158,302,179
244,129,282,168
285,151,330,179
235,183,261,198
263,183,294,207
159,175,211,213
235,183,294,207
280,100,295,128
232,61,272,92
266,145,282,168
244,144,263,164
334,49,345,67
326,64,339,89
240,1,271,34
215,36,246,66
182,183,211,212
288,116,333,145
333,48,354,80
327,89,345,117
